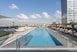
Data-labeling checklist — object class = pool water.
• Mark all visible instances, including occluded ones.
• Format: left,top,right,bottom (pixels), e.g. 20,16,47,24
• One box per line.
20,28,62,46
27,28,56,46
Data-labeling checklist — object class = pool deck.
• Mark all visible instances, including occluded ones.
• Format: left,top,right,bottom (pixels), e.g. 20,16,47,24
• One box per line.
47,28,77,48
0,27,36,48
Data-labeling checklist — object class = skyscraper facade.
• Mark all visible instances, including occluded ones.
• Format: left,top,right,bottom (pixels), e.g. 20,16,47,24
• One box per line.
61,0,77,24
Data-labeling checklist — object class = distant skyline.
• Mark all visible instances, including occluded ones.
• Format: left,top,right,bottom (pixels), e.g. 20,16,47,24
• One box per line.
0,0,61,24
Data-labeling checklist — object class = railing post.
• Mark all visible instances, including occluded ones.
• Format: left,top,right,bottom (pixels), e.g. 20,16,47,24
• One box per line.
71,23,74,36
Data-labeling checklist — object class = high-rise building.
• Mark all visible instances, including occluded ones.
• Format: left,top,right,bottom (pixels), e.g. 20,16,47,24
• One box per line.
61,0,77,24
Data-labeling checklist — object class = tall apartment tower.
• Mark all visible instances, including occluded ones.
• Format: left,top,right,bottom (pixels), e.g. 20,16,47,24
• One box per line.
61,0,77,24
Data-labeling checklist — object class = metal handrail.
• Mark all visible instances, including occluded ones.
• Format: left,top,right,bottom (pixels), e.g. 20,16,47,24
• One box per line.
16,36,21,52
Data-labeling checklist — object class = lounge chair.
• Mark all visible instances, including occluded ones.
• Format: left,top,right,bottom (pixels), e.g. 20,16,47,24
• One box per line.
60,28,63,32
74,32,77,36
68,30,72,34
64,29,69,34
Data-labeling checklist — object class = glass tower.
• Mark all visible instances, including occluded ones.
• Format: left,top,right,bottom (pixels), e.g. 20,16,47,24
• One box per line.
61,0,77,24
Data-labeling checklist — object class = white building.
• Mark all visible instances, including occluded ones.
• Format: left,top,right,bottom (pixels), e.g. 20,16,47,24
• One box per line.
61,0,77,24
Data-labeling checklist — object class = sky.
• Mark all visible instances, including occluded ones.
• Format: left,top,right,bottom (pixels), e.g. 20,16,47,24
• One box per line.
0,0,61,24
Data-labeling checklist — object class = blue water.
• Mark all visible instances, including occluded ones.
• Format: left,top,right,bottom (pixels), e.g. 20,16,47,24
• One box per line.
26,28,56,46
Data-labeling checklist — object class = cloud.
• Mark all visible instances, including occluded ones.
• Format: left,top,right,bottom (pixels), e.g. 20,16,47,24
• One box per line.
42,12,51,19
16,12,52,20
30,12,51,19
55,10,61,18
35,14,41,18
53,10,62,23
30,15,37,19
9,4,19,10
17,13,29,19
30,14,41,19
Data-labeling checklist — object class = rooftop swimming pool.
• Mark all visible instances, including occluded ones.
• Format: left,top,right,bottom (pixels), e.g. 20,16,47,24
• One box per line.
3,28,62,47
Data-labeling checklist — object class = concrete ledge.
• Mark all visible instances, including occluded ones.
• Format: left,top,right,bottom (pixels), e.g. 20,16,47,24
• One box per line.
0,48,77,50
